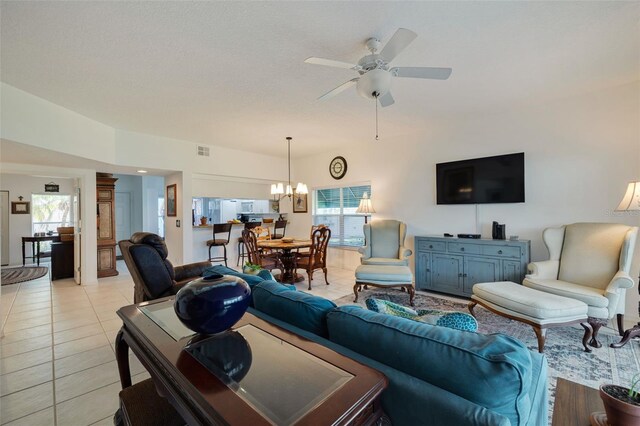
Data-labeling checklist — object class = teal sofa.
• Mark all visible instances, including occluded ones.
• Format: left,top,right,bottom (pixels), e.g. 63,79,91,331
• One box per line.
247,280,548,426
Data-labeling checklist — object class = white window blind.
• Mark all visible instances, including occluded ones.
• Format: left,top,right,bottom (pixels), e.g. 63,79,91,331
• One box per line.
314,185,371,247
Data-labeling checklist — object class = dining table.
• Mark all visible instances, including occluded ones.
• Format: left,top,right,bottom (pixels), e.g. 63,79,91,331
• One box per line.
257,238,311,283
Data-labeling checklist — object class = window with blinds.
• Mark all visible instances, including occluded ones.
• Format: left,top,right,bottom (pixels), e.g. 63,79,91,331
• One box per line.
314,184,371,247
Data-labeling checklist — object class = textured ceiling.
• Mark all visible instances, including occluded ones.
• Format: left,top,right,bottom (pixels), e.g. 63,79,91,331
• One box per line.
1,1,638,157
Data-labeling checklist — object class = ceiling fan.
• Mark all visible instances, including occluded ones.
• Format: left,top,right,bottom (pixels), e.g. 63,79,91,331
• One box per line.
305,28,452,107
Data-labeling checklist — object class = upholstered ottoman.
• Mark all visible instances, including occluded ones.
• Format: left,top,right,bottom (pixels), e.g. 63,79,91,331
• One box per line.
469,281,592,352
354,265,415,306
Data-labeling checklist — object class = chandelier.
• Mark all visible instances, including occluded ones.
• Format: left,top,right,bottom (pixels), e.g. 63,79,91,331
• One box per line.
271,137,308,201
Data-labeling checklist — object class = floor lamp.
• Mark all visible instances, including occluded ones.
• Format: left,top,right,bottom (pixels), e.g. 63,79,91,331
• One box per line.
611,181,640,348
356,192,375,224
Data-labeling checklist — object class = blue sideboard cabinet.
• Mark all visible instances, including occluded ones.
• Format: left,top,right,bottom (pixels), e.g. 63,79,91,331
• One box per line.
415,236,531,298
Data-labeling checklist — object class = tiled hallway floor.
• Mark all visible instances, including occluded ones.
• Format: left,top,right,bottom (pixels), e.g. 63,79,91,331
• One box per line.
0,262,357,425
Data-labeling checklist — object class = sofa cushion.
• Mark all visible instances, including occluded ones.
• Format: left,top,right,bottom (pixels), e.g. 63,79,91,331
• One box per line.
370,220,401,259
558,223,630,289
523,278,609,308
355,265,413,283
252,281,336,337
327,305,533,426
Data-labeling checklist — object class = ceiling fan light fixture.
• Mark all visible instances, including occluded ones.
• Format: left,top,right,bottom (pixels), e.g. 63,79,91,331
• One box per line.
356,68,392,100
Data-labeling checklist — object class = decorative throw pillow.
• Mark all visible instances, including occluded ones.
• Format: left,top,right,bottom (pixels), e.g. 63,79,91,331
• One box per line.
365,298,420,320
364,298,478,332
416,309,478,332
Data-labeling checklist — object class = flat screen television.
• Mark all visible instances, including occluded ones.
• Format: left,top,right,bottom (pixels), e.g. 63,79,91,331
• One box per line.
436,153,525,204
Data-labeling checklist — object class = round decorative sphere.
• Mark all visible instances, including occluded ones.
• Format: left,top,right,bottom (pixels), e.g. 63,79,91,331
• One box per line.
174,273,251,334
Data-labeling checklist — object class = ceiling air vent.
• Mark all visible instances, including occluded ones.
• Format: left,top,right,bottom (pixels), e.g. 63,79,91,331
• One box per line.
197,146,210,157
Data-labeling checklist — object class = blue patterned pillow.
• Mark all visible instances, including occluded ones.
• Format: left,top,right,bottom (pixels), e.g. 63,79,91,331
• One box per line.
365,298,478,332
416,309,478,332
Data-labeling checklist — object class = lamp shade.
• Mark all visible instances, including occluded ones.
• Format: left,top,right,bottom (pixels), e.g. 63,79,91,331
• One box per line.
271,183,284,195
616,181,640,211
356,192,376,214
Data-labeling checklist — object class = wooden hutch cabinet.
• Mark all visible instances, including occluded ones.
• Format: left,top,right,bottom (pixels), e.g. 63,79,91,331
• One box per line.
97,173,119,278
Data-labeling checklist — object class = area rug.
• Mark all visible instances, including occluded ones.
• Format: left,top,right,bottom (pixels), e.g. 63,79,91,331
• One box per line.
1,266,49,285
335,288,640,418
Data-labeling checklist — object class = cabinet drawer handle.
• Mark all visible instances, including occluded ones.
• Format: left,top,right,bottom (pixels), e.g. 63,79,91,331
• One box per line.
463,273,468,277
458,273,463,277
460,247,465,251
426,269,431,272
429,245,433,249
498,250,503,254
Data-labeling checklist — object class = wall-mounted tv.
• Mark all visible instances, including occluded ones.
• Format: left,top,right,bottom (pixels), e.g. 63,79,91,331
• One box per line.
436,153,525,204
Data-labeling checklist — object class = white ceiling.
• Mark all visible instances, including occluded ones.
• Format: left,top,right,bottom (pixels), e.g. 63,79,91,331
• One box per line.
1,1,638,158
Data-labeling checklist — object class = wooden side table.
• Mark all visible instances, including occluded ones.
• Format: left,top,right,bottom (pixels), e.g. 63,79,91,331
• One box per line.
552,378,604,426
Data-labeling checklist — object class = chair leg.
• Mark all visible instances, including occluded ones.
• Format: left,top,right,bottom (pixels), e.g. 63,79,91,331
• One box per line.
587,317,607,348
208,245,212,262
353,283,361,303
616,313,625,337
237,241,243,266
223,244,228,267
308,272,312,290
580,322,593,352
323,268,329,285
532,326,547,353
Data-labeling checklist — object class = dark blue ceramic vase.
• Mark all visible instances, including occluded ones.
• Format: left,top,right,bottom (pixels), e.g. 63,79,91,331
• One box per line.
174,273,251,334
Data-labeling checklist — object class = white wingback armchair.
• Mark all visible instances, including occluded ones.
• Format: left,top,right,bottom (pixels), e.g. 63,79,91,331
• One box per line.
523,222,638,347
359,220,412,266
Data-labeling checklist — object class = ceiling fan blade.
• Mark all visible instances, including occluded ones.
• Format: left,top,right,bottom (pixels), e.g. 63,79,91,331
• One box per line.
391,67,452,80
317,78,359,101
304,57,358,70
378,91,395,107
380,28,418,62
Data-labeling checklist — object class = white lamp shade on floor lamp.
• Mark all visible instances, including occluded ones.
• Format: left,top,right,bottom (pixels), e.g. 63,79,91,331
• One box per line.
356,193,375,224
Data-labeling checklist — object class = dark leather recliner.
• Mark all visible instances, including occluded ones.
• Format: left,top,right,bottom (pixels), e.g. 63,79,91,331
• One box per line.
119,232,211,303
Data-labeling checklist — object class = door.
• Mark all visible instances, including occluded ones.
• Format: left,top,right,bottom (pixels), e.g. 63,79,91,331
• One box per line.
115,192,132,257
415,251,431,290
464,256,500,295
0,191,8,266
431,254,464,293
502,260,523,283
73,185,81,284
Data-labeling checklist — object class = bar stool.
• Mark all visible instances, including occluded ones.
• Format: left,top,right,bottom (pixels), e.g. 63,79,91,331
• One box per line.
207,223,233,266
272,220,287,240
237,222,261,266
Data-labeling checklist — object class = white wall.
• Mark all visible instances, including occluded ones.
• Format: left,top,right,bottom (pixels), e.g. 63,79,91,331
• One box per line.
114,174,143,235
141,175,165,235
291,81,640,320
0,83,116,163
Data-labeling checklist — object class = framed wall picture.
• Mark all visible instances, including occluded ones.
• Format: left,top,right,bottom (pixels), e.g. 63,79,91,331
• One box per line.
11,201,30,214
166,184,177,217
293,191,308,213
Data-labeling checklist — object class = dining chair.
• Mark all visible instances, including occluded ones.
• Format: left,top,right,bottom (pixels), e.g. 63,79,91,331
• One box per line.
207,223,233,267
272,220,287,239
242,229,283,274
296,227,331,290
237,222,262,266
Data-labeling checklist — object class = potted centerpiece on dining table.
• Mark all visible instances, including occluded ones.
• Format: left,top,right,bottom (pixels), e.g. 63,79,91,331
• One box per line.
594,373,640,425
243,262,263,275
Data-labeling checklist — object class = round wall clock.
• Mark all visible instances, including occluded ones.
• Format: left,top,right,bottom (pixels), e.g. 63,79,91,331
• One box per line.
329,156,348,180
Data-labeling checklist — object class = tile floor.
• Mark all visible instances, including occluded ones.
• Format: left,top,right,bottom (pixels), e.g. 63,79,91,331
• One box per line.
0,261,357,425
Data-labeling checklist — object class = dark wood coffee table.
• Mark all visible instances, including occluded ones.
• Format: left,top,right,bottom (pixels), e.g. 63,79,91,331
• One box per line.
116,298,387,425
552,378,604,426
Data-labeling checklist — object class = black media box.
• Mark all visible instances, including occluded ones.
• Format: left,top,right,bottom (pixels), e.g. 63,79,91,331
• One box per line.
457,234,481,239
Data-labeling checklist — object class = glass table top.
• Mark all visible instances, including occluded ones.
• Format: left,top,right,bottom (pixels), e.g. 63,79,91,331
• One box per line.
139,301,195,341
186,325,353,425
138,300,354,425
